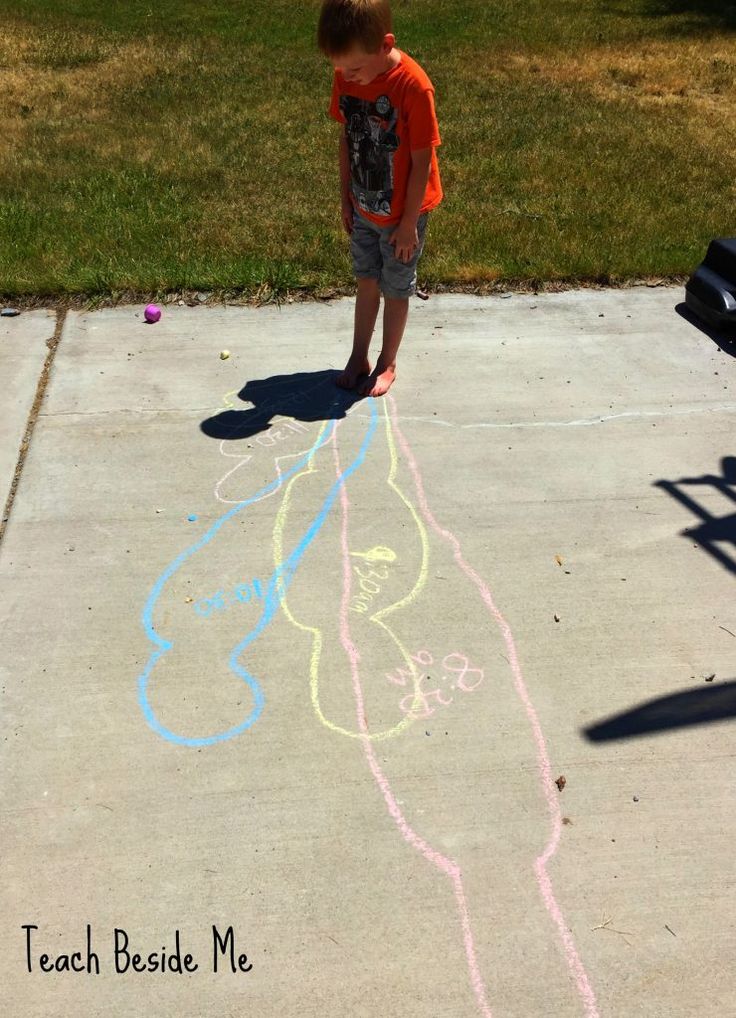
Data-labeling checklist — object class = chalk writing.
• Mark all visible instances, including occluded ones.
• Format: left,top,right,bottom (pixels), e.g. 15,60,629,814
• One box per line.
193,579,265,618
348,554,395,614
254,419,308,447
349,545,397,564
386,651,485,720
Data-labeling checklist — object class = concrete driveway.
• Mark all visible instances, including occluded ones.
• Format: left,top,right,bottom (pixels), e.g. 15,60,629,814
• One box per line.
1,287,734,1017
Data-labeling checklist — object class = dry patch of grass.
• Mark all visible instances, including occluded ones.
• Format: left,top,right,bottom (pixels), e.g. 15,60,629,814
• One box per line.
0,22,303,219
0,24,178,162
450,263,503,283
501,40,736,124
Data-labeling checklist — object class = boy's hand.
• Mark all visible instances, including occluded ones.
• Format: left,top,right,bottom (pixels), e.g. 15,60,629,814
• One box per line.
341,200,354,235
389,222,419,263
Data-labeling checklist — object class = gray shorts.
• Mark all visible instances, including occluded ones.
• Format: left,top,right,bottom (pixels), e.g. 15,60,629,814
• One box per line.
350,208,430,299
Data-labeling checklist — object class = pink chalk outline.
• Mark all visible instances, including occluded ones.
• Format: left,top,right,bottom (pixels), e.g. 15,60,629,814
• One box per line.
331,424,493,1017
387,396,600,1017
329,399,600,1018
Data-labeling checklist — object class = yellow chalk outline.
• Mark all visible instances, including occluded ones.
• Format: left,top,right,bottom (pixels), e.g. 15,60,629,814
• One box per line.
272,402,432,740
220,390,240,411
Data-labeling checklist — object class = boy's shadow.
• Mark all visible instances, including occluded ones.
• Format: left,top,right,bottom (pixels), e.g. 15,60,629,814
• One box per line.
200,370,364,441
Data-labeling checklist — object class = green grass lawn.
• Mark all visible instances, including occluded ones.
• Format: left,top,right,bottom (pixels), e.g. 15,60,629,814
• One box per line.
2,0,736,303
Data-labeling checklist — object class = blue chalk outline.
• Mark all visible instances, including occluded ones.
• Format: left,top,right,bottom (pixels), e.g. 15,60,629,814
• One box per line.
138,400,378,746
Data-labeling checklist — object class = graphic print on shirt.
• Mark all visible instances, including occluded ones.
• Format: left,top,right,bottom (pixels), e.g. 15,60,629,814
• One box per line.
340,94,399,218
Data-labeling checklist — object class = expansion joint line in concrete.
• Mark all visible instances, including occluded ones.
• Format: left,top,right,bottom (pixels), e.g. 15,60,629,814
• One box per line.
0,309,66,548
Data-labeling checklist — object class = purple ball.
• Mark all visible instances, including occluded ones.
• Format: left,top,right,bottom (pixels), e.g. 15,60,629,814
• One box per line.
144,303,161,324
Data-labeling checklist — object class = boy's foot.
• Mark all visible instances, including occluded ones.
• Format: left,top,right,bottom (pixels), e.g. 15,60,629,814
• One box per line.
336,356,372,390
360,363,396,398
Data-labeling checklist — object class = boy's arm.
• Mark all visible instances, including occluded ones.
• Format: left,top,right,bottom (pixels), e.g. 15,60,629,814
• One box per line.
400,148,432,227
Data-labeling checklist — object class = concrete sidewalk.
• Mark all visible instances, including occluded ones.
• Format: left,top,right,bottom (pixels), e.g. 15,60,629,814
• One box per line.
1,288,734,1018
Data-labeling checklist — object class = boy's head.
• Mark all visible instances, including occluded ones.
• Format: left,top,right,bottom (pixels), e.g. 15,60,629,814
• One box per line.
317,0,395,85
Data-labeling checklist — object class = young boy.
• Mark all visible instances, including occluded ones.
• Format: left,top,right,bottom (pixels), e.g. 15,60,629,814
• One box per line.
317,0,443,397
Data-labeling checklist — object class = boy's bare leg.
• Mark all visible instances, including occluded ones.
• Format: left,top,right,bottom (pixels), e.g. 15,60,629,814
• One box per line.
336,276,381,389
360,294,409,397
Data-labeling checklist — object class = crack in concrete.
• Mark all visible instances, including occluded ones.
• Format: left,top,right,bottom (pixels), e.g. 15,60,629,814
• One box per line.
0,310,66,547
462,404,736,429
353,403,736,430
38,406,218,418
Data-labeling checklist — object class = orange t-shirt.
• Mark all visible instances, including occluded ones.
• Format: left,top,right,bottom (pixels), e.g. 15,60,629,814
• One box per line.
328,49,443,227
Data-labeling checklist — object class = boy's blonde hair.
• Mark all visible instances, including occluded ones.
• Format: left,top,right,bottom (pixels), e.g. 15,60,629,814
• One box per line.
317,0,392,57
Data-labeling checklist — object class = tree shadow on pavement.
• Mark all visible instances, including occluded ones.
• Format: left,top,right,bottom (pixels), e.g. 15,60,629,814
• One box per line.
655,456,736,577
584,680,736,740
199,369,363,441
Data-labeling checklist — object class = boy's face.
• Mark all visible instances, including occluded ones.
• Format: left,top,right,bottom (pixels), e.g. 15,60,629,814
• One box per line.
331,34,395,86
